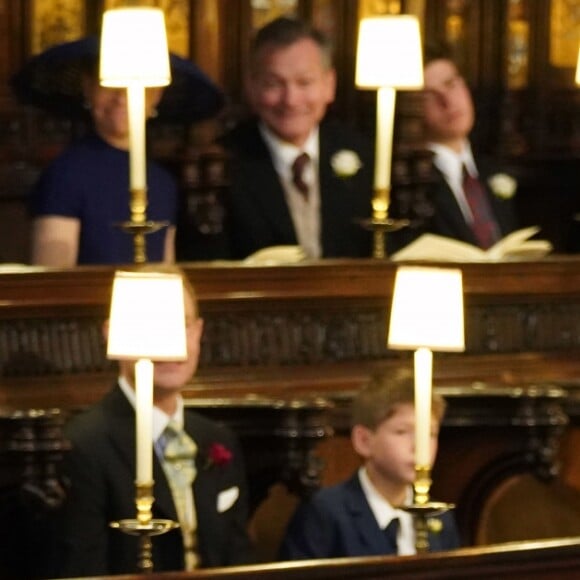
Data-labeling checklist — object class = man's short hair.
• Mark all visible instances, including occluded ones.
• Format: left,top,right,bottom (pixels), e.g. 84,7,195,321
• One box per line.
423,40,466,76
249,16,333,71
352,369,446,430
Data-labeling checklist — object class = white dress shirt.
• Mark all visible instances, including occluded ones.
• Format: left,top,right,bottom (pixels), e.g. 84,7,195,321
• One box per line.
118,375,184,446
428,140,480,225
259,123,322,259
358,467,416,555
119,375,197,567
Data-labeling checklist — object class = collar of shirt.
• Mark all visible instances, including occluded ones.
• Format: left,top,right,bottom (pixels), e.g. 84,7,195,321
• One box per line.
428,140,478,223
259,122,319,178
358,467,416,555
428,140,478,181
259,122,322,259
118,375,184,443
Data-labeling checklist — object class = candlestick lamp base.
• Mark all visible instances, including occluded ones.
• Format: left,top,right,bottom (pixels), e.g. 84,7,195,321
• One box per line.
110,481,178,573
116,220,169,264
402,465,455,554
110,518,179,573
358,217,410,259
401,501,455,554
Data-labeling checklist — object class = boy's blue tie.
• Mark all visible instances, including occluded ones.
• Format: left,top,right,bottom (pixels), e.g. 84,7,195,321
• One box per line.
383,517,399,554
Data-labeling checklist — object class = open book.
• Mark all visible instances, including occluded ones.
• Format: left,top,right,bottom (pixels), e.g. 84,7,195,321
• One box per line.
391,226,553,262
243,245,306,266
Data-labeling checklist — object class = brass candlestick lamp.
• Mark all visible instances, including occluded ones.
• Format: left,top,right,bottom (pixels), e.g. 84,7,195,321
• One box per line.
119,192,168,265
99,5,170,264
355,15,424,258
109,483,178,572
387,266,465,552
101,7,182,573
107,270,188,572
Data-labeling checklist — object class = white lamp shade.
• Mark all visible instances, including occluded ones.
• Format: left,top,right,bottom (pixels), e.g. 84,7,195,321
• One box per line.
107,271,187,360
100,7,171,88
576,46,580,85
388,266,465,351
355,16,424,89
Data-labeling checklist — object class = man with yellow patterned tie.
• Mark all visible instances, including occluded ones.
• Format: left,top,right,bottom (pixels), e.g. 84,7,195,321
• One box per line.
57,268,253,577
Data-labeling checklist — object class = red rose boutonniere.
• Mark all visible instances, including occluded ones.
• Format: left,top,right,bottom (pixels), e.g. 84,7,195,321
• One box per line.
205,442,233,469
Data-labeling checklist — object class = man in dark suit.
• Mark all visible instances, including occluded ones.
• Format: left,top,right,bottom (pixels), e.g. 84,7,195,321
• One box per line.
389,44,517,254
279,372,460,560
56,268,253,577
219,17,374,260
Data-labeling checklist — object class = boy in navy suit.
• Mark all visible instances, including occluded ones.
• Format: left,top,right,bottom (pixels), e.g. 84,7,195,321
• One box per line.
279,372,460,560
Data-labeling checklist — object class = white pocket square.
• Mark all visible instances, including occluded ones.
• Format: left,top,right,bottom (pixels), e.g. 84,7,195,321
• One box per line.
217,486,239,513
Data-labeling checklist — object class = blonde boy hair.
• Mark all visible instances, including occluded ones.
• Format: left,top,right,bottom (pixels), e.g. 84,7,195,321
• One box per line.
352,370,446,430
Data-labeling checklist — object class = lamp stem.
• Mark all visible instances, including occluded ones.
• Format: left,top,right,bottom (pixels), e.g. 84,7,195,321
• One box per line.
127,85,147,191
135,358,154,485
127,85,148,263
372,86,396,219
413,347,433,467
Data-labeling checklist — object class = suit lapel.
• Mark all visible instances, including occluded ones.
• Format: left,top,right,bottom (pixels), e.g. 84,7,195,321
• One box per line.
477,163,514,237
153,455,178,521
102,385,136,474
343,475,387,554
183,412,217,535
103,384,177,521
432,171,479,245
318,124,336,254
245,127,297,243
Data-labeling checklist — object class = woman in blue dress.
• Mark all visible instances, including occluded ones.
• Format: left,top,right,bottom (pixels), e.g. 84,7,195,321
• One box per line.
30,76,177,266
14,37,223,266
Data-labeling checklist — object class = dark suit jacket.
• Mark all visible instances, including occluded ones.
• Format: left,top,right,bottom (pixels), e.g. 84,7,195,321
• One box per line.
389,156,518,254
219,117,374,259
56,385,253,577
278,473,460,561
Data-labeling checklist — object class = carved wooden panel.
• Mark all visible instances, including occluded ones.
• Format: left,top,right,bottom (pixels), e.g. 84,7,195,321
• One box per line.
0,261,579,406
2,297,580,381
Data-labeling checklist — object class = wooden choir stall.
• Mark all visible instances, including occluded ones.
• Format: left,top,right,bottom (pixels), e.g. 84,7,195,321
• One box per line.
1,258,580,578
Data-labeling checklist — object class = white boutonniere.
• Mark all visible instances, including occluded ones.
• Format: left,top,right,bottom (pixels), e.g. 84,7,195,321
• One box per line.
487,173,517,199
330,150,362,178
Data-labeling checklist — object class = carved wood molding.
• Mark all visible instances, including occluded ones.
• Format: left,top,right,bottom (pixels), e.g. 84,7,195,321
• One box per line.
1,260,580,409
1,300,579,379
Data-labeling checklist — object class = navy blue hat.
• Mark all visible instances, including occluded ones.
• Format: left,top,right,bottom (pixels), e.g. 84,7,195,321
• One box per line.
11,36,225,123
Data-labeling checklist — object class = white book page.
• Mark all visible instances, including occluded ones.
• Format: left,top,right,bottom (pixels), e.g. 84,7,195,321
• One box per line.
391,234,486,262
391,226,552,263
486,226,541,260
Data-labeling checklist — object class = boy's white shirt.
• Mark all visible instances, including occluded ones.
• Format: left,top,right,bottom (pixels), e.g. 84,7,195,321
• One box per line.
358,467,416,555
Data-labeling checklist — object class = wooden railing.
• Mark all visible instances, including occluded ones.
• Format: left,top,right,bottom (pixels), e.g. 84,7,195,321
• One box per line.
1,259,580,577
41,538,580,580
1,257,580,409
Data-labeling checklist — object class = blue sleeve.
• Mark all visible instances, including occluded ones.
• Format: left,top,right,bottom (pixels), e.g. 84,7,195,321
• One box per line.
29,155,85,218
278,495,339,561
